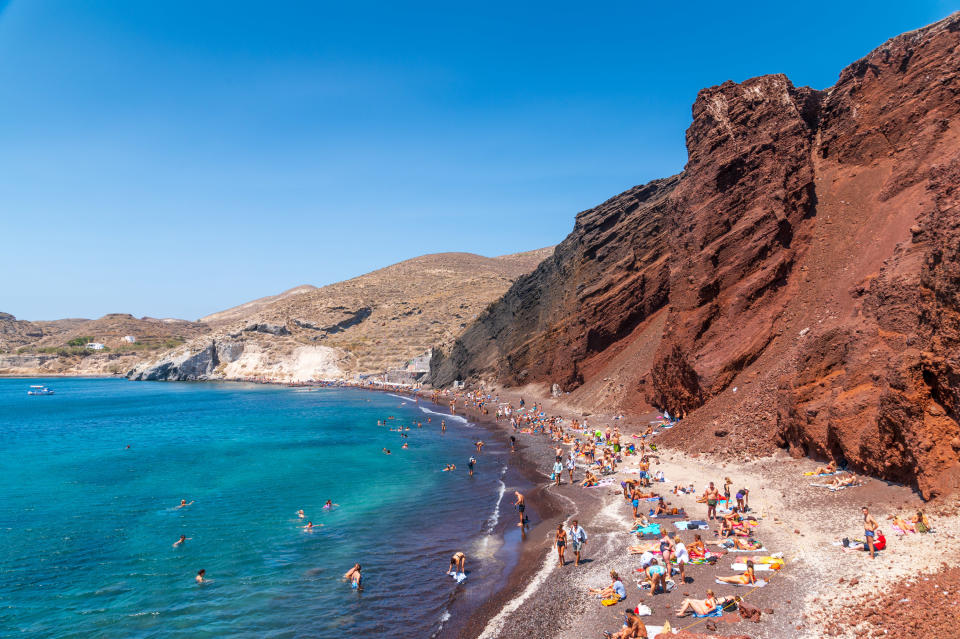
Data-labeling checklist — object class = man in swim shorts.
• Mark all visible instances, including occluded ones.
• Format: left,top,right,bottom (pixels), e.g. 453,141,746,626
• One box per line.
514,491,525,525
862,506,879,559
705,482,719,521
569,520,588,566
468,457,476,476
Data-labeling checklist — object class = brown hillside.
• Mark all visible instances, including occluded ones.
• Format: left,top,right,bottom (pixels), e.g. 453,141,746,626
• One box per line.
129,249,552,381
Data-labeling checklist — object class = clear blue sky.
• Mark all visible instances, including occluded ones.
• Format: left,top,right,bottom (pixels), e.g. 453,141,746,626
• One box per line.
1,1,955,320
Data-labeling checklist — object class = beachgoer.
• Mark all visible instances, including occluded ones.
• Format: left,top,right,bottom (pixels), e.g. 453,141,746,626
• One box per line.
704,482,719,521
323,500,338,510
297,509,305,518
717,560,756,584
475,440,484,453
468,457,476,476
448,552,466,575
814,461,837,475
350,565,363,590
654,497,669,516
566,452,575,483
723,477,732,503
510,436,516,452
555,524,567,566
173,534,190,547
674,534,689,583
658,531,674,574
570,520,588,566
514,491,525,525
675,590,719,617
441,420,446,433
863,506,879,559
603,610,648,639
644,558,666,594
735,488,746,512
589,570,626,602
911,510,931,533
343,563,361,580
177,499,194,509
196,569,206,584
688,534,707,559
553,457,564,486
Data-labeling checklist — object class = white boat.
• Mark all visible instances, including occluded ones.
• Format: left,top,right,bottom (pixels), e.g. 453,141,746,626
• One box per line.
28,385,54,396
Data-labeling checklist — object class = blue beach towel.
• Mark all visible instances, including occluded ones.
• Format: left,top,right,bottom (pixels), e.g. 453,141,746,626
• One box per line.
693,607,723,618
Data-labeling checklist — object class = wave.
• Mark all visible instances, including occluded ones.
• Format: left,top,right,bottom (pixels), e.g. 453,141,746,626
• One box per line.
484,469,508,533
418,405,468,424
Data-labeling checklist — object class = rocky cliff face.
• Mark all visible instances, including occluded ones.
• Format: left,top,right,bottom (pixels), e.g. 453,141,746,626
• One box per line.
432,13,960,498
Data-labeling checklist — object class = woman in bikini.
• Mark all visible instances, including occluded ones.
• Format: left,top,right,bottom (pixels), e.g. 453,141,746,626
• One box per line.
688,534,708,559
716,560,757,585
555,524,567,566
675,589,718,617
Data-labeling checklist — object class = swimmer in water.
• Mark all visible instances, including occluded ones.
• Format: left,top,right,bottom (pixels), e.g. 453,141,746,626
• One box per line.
323,500,339,510
196,569,206,584
382,448,391,455
173,534,191,547
441,420,446,433
402,443,409,449
297,509,305,518
176,499,195,509
304,521,322,531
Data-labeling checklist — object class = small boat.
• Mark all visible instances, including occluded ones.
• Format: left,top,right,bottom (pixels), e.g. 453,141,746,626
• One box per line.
28,385,55,396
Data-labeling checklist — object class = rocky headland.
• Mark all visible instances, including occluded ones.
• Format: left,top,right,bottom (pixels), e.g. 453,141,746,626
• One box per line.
431,13,960,499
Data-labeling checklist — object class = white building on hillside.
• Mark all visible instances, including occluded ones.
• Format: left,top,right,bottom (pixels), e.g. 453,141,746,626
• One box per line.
86,343,105,350
123,336,136,343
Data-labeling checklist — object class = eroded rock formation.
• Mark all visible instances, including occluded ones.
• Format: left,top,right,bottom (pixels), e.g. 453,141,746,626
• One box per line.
432,13,960,498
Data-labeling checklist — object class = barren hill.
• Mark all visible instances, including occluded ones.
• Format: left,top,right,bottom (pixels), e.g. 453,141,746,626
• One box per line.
431,14,960,499
128,249,552,382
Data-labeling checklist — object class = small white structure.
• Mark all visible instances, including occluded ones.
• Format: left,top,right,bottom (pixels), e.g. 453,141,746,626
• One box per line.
86,343,105,350
123,336,137,343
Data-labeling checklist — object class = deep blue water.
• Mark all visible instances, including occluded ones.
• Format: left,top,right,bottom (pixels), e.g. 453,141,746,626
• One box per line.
0,379,514,638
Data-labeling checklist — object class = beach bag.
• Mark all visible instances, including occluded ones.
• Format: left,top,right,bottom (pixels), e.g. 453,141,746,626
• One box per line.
550,472,556,481
601,597,621,606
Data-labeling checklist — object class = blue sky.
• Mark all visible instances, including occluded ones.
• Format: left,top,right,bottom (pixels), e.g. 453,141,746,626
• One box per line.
1,1,956,320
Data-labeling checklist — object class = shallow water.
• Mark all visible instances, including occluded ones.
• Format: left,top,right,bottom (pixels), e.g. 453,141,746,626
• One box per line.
0,379,513,638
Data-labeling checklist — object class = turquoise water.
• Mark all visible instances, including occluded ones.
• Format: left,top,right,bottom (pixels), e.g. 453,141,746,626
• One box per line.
0,379,514,638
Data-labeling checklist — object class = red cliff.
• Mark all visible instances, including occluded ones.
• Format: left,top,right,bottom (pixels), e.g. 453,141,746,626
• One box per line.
432,13,960,498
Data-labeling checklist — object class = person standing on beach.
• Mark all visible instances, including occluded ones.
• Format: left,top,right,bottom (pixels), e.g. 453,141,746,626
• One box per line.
468,456,476,477
510,435,516,452
553,457,564,486
863,506,879,559
555,523,567,566
514,491,525,525
570,520,588,566
566,452,575,484
704,482,720,521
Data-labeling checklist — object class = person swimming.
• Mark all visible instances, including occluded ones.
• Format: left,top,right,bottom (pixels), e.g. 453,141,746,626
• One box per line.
322,500,338,510
297,509,305,518
176,499,195,509
196,569,206,584
173,534,191,547
304,521,322,531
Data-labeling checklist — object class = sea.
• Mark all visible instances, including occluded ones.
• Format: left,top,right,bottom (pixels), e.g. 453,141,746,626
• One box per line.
0,378,524,638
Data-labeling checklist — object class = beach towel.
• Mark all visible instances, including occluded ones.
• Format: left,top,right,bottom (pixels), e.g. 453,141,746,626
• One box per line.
727,547,767,553
803,470,838,476
601,596,623,606
693,607,724,618
674,521,710,530
633,524,661,536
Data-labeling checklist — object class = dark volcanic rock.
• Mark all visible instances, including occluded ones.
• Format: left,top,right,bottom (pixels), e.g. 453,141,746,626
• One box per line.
431,12,960,498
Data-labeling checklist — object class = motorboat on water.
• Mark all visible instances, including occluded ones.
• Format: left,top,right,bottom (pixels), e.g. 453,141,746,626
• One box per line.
28,385,54,396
